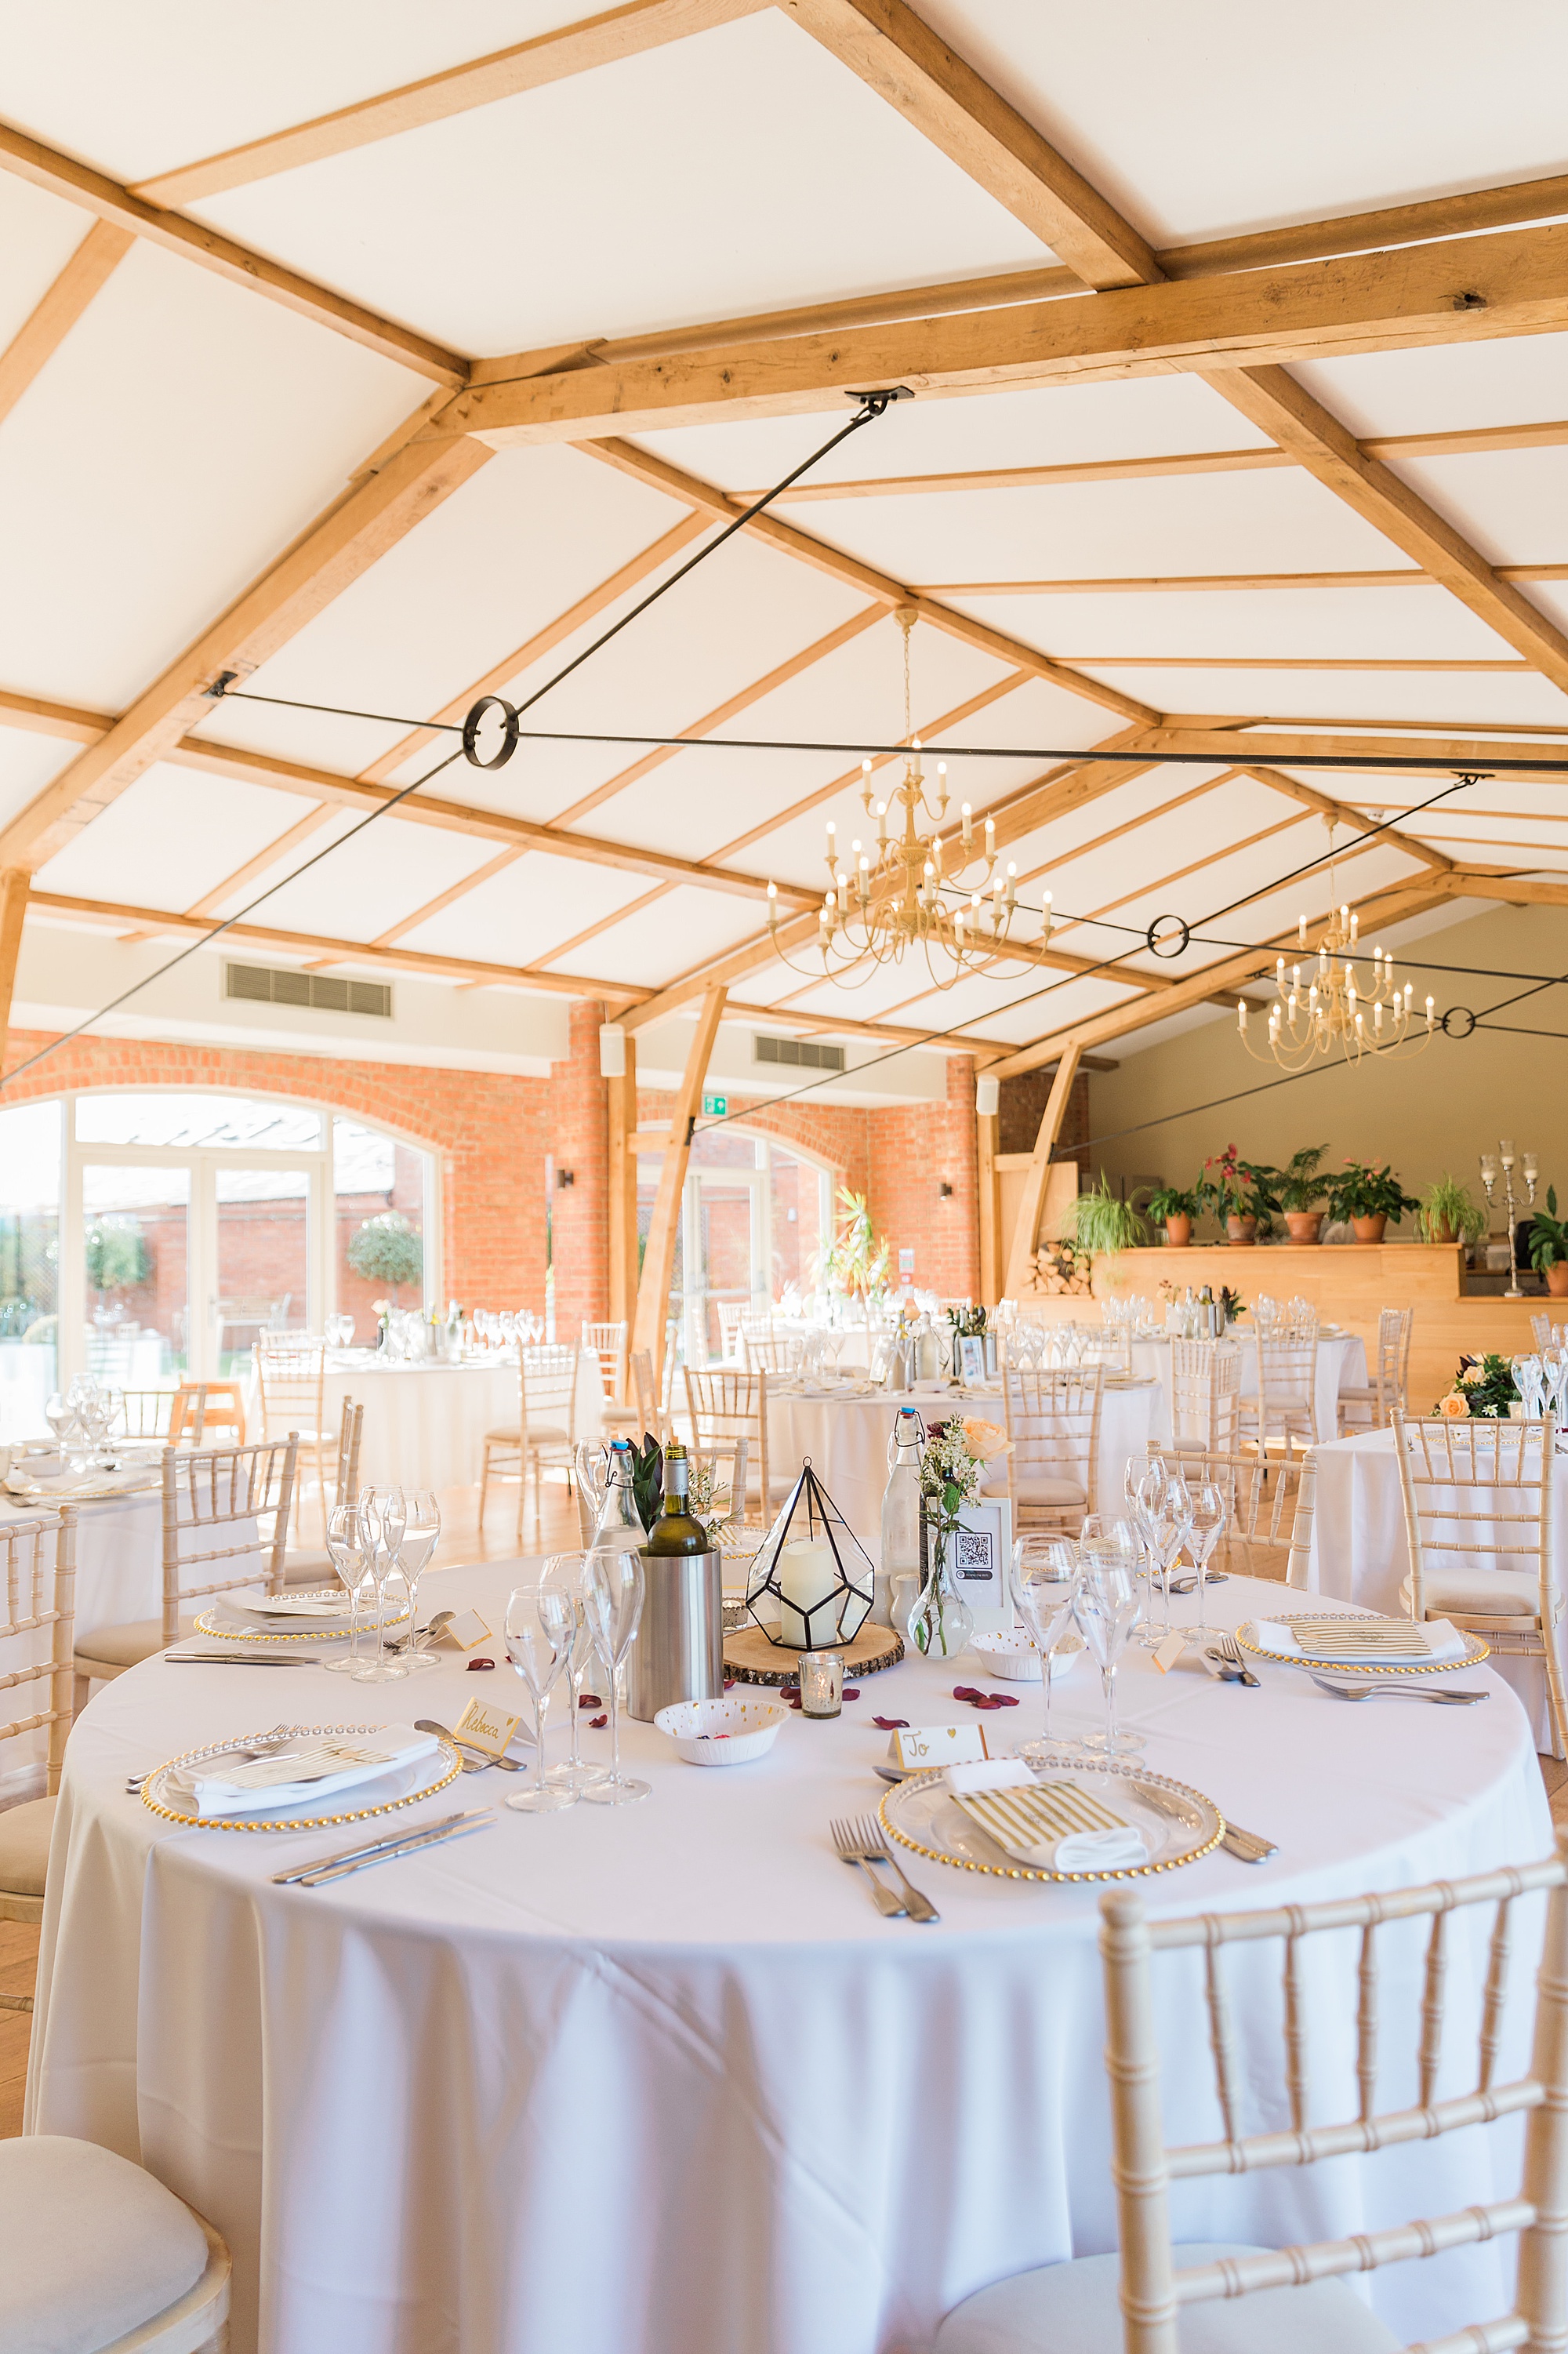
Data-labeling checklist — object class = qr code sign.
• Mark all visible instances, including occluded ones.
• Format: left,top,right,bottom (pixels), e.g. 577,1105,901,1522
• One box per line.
955,1529,994,1578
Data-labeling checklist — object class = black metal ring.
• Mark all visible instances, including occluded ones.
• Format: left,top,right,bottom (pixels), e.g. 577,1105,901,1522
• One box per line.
462,696,520,770
1440,1006,1476,1039
1146,914,1190,959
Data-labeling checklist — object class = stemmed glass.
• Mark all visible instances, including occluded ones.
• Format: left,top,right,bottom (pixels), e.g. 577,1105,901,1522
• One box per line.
504,1573,578,1813
1074,1528,1145,1756
543,1555,608,1795
1145,1473,1192,1646
325,1312,355,1351
1011,1535,1082,1762
1183,1482,1227,1635
322,1501,374,1674
43,1394,77,1460
1127,1458,1166,1647
395,1490,442,1669
582,1544,648,1805
351,1487,408,1682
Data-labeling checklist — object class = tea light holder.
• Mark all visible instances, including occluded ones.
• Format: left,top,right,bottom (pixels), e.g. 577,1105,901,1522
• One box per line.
798,1650,844,1717
744,1459,874,1650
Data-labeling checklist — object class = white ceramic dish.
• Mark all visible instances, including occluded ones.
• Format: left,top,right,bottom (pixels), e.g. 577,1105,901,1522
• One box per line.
971,1629,1084,1683
654,1695,789,1764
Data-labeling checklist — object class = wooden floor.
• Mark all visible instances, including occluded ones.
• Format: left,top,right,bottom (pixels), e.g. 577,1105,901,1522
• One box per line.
3,1469,1566,2140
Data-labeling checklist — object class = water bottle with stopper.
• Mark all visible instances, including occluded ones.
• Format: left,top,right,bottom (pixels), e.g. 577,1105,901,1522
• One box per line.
877,1407,925,1632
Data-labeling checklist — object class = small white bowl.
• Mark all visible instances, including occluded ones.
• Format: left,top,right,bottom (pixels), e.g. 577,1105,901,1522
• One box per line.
654,1695,789,1764
971,1629,1085,1683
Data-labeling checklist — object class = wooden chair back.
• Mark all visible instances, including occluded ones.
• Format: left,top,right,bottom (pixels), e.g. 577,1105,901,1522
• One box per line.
520,1343,578,1440
1145,1445,1312,1583
1098,1834,1568,2353
715,1301,749,1362
689,1434,750,1530
1396,1411,1553,1621
254,1337,326,1437
118,1389,176,1443
332,1395,363,1509
1076,1322,1131,1374
1374,1303,1414,1419
0,1507,76,1798
1169,1340,1241,1454
684,1368,771,1513
160,1437,298,1644
740,1331,790,1375
583,1319,630,1405
1252,1329,1319,1449
168,1381,246,1445
1002,1365,1103,1528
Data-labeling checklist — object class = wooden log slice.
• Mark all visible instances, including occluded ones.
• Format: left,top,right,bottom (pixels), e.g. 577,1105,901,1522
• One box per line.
723,1621,905,1685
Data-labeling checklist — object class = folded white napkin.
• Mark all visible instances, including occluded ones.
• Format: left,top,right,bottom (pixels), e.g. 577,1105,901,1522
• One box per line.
946,1758,1032,1795
1250,1616,1468,1666
1043,1825,1149,1872
946,1761,1149,1870
176,1724,437,1819
237,1595,353,1619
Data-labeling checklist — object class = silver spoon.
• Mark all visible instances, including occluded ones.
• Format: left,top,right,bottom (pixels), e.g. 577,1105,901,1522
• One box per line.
1309,1676,1487,1705
1169,1572,1229,1595
393,1609,456,1657
415,1715,524,1771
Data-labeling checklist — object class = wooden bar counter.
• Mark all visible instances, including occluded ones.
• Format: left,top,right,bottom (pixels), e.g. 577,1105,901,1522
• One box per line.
1036,1243,1544,1416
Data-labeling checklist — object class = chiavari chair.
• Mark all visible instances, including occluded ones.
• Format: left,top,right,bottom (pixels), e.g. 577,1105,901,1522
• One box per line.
684,1368,772,1516
1146,1444,1313,1584
1338,1306,1414,1435
0,1506,76,1934
999,1364,1103,1535
1168,1340,1242,1455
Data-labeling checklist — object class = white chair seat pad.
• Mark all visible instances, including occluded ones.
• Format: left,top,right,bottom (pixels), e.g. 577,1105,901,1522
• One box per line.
528,1424,571,1447
75,1617,198,1671
1011,1475,1087,1506
0,1795,54,1899
282,1548,335,1588
935,2244,1399,2354
485,1425,522,1445
0,2134,212,2354
1401,1565,1541,1618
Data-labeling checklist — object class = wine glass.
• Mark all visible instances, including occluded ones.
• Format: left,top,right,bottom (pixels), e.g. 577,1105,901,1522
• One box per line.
1074,1535,1145,1756
1145,1473,1192,1646
582,1545,649,1805
1181,1481,1227,1634
543,1555,608,1794
504,1575,578,1813
1011,1535,1081,1763
351,1487,408,1683
326,1312,355,1351
396,1490,442,1669
1127,1459,1166,1647
322,1501,374,1673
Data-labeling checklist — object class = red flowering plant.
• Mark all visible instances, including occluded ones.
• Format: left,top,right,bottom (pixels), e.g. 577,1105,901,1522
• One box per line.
1200,1144,1277,1226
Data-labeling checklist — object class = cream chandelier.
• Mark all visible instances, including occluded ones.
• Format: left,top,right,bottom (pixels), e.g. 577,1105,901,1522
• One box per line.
767,611,1037,992
1236,821,1435,1070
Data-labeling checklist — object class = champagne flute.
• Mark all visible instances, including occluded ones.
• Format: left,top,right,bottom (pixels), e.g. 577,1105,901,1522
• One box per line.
1128,1458,1167,1647
1074,1537,1145,1756
323,1501,372,1673
543,1556,607,1793
1011,1535,1081,1762
582,1545,649,1805
351,1486,408,1683
504,1575,577,1813
1147,1472,1192,1645
1184,1482,1227,1634
397,1490,442,1669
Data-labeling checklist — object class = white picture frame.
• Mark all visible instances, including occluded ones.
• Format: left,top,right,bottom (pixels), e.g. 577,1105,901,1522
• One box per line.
921,1495,1014,1636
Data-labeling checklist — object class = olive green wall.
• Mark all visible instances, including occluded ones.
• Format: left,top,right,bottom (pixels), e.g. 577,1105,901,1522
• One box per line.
1085,899,1568,1240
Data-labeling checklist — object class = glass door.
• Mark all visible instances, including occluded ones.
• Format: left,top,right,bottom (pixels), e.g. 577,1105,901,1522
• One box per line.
684,1165,766,1361
213,1164,314,1372
78,1163,191,1386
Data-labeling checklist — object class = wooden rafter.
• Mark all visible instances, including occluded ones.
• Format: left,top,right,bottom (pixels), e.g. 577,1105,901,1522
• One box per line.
1233,766,1453,876
0,221,134,432
0,871,29,1053
1143,729,1568,772
913,565,1568,596
1003,1044,1083,1299
0,123,466,386
633,984,726,1380
1058,658,1529,673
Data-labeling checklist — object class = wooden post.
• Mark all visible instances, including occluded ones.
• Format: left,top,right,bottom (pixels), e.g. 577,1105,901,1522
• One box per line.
1002,1041,1082,1300
977,1098,1003,1306
607,1031,640,1332
632,987,726,1389
0,868,29,1059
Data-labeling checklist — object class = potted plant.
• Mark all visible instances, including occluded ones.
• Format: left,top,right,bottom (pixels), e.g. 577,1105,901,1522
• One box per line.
1529,1186,1568,1298
1258,1144,1331,1244
1415,1173,1487,1249
1324,1160,1420,1245
347,1211,423,1304
1145,1182,1202,1248
1065,1175,1148,1259
816,1187,890,1304
1201,1145,1276,1246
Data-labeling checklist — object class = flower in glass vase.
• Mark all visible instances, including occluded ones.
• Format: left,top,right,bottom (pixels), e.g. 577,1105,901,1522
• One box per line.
909,1419,1011,1658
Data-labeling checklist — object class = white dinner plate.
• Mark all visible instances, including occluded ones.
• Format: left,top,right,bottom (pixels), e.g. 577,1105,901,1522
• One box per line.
194,1590,410,1644
880,1758,1223,1882
141,1723,462,1831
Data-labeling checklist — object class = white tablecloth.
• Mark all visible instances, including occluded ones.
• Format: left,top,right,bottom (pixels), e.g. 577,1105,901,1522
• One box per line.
1305,1426,1568,1748
767,1382,1160,1551
241,1354,604,1490
1130,1328,1367,1446
27,1566,1547,2354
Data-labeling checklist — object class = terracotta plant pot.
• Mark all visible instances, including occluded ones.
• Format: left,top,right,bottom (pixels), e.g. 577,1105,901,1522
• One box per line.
1428,1220,1457,1244
1352,1214,1388,1244
1226,1215,1258,1246
1546,1260,1568,1299
1164,1215,1192,1247
1283,1212,1324,1244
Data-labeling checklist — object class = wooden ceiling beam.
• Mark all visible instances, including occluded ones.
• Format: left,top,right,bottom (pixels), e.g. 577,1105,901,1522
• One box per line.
442,221,1568,443
1235,765,1454,875
0,123,467,386
0,220,134,431
1143,729,1568,772
1433,872,1568,908
1055,657,1530,673
0,688,110,744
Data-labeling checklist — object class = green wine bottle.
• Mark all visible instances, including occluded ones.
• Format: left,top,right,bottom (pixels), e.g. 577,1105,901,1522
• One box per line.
646,1441,709,1555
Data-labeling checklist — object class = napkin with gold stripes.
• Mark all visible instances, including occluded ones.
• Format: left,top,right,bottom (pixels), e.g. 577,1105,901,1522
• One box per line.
946,1761,1148,1871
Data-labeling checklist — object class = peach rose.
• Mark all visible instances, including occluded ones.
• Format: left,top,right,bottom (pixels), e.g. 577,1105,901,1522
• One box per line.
1438,1391,1470,1419
961,1417,1011,1461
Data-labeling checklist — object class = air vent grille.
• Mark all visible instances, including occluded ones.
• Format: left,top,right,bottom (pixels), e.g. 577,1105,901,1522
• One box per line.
225,962,391,1019
754,1032,845,1073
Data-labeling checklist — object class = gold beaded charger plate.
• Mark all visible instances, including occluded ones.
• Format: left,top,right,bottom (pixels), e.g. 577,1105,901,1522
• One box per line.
194,1590,410,1644
878,1757,1224,1884
723,1622,904,1685
140,1722,462,1832
1236,1615,1490,1676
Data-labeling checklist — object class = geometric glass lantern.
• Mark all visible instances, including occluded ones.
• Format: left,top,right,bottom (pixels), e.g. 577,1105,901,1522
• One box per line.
743,1459,874,1649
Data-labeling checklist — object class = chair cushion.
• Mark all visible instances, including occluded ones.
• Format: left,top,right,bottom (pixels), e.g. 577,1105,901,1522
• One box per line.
282,1548,334,1588
0,2134,212,2354
1402,1565,1541,1618
0,1796,54,1900
75,1618,198,1671
935,2243,1399,2354
526,1424,570,1446
484,1426,522,1445
1011,1476,1087,1506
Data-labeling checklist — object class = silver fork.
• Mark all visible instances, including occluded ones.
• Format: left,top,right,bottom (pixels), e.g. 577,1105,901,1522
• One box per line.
1309,1675,1487,1705
848,1816,940,1922
830,1817,907,1916
126,1721,294,1795
1208,1632,1260,1687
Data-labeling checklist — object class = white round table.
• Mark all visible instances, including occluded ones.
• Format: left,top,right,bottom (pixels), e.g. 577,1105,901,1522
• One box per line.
768,1379,1161,1550
241,1353,604,1491
27,1564,1546,2354
1130,1328,1368,1446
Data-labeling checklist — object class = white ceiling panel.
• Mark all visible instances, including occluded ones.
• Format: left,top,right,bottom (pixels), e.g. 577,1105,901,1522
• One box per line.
1379,450,1568,567
0,176,96,349
0,728,81,832
1290,336,1568,439
189,13,1048,357
947,587,1520,666
401,852,653,969
238,812,498,943
1093,670,1568,729
31,764,343,913
550,886,761,988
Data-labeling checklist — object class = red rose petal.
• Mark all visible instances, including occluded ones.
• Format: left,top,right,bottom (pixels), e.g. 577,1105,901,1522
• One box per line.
873,1716,909,1731
723,1679,735,1692
787,1696,803,1709
466,1657,495,1671
589,1713,608,1729
579,1694,603,1709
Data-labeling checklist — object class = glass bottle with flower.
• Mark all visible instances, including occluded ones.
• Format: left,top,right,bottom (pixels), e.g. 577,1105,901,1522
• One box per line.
909,1416,1011,1657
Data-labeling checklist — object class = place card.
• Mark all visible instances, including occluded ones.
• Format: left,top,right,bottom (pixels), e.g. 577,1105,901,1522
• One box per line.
439,1608,493,1651
888,1721,992,1769
453,1695,523,1758
1152,1630,1190,1674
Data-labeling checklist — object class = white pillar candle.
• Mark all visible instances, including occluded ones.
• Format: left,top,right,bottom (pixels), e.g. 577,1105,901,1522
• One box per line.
778,1536,837,1648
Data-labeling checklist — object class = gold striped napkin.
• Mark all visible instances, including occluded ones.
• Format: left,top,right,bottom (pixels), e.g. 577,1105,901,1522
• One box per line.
954,1778,1147,1871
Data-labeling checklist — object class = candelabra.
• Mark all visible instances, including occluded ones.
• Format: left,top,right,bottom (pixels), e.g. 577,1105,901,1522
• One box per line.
1479,1138,1538,1301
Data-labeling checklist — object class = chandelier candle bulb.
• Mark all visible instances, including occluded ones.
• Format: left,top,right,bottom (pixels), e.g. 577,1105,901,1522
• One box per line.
860,757,874,809
961,803,973,849
985,816,996,859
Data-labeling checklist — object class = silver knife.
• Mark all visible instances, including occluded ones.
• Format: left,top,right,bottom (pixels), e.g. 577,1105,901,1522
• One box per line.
272,1807,488,1884
164,1652,320,1665
295,1812,495,1887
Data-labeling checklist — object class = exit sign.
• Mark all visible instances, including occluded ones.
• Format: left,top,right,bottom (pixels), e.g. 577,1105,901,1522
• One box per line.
702,1093,728,1117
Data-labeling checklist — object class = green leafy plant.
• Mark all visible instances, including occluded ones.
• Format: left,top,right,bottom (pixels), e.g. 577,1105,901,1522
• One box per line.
816,1187,890,1301
629,1433,664,1535
1529,1186,1568,1273
85,1219,149,1295
1065,1175,1148,1258
1442,1353,1518,1419
1200,1145,1276,1222
1218,1286,1245,1322
1324,1160,1420,1225
346,1212,423,1302
1145,1183,1203,1222
1416,1173,1487,1246
1257,1144,1331,1212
